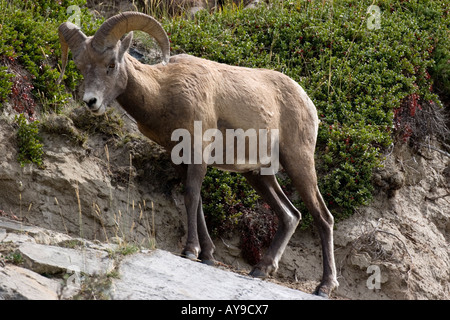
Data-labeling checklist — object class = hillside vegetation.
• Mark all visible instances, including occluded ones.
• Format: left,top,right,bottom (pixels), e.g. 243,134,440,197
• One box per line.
0,0,449,234
163,0,449,225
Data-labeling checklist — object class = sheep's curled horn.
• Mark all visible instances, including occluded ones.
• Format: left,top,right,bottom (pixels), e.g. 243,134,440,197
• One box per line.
56,22,86,84
57,12,171,84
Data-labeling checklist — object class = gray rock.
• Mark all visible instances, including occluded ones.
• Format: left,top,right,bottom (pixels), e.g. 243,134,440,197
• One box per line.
111,249,323,300
0,218,42,234
0,264,60,300
1,216,319,300
18,242,114,276
0,228,6,242
0,217,71,245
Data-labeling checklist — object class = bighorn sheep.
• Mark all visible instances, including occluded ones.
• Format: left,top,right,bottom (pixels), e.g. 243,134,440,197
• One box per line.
57,12,338,297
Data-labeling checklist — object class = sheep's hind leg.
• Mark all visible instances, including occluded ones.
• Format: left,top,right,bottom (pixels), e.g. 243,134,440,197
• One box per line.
197,197,216,265
281,152,338,298
242,172,301,278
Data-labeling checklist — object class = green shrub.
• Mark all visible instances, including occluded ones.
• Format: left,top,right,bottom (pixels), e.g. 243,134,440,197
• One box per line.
0,0,102,113
69,107,125,138
0,65,14,103
15,114,43,167
1,0,103,168
164,0,449,224
239,207,278,265
201,168,259,236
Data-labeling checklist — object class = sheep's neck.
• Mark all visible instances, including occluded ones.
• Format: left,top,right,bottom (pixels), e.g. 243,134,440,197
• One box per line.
116,56,166,145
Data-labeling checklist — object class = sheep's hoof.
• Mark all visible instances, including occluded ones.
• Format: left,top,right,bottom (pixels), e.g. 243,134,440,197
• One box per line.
249,268,267,279
182,251,198,261
313,289,329,299
313,285,330,299
201,259,215,266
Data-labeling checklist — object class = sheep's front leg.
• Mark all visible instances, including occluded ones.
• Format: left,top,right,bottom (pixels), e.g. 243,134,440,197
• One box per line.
182,163,207,260
196,197,215,264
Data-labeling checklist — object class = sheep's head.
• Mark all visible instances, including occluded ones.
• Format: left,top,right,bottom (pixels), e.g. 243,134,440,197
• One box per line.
57,12,170,115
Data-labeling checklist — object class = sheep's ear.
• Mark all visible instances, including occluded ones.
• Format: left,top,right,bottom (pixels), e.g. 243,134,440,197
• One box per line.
119,32,133,60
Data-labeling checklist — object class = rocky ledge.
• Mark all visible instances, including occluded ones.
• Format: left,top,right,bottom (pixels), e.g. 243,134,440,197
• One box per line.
0,217,321,300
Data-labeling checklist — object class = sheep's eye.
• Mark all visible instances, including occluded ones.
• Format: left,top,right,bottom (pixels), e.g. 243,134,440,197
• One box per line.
106,63,116,74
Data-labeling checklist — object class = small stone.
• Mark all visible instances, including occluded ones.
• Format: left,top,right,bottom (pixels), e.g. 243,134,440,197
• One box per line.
0,264,61,300
18,242,114,276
